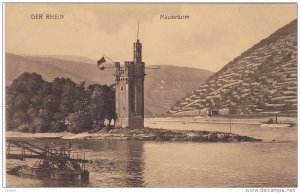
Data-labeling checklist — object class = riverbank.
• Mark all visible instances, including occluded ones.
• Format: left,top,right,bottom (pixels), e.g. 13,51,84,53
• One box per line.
6,127,261,142
145,116,297,125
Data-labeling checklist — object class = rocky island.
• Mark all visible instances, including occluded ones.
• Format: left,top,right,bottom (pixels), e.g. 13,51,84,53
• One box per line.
6,127,261,142
81,127,262,142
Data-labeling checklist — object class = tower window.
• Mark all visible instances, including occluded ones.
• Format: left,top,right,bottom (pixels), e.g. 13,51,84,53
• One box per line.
123,107,125,110
121,86,123,91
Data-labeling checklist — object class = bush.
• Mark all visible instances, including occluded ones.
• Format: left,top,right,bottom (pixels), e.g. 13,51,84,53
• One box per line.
17,123,30,133
49,120,66,132
32,117,50,133
66,111,93,133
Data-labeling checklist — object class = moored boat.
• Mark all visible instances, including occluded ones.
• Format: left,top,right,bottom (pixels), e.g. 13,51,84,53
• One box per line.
261,114,293,127
6,166,22,175
51,170,89,180
260,122,293,127
19,165,51,178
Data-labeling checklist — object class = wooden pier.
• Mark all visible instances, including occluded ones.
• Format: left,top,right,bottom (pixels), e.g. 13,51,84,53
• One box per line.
6,140,89,180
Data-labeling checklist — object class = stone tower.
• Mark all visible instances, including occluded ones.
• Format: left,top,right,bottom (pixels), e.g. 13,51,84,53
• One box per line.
115,38,145,129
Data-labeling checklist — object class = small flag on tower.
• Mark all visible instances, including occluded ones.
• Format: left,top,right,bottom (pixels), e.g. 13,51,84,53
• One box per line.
97,56,106,70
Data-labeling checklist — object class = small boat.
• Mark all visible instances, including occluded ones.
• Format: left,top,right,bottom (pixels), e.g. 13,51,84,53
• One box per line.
19,165,51,178
17,165,89,180
261,114,293,127
51,170,89,180
6,166,22,175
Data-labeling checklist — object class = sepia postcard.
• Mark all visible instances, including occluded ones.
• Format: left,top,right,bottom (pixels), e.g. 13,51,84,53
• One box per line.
2,2,298,191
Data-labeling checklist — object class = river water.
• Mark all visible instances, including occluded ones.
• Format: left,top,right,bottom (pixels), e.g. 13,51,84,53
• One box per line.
5,118,297,187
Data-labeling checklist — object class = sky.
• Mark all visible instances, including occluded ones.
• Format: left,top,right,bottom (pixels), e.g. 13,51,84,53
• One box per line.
5,3,297,72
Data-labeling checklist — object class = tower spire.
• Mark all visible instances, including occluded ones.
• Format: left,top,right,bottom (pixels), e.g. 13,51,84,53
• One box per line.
134,22,142,63
137,21,139,40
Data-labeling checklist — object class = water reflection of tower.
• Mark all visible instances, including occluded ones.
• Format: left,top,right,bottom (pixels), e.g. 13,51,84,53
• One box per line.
124,142,145,187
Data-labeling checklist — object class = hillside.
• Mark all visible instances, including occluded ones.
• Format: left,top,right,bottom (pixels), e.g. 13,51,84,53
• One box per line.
42,55,96,64
144,65,213,116
5,53,213,117
168,19,297,116
24,55,115,85
5,53,95,85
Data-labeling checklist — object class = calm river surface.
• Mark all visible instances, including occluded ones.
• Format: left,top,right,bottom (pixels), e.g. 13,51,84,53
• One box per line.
6,118,297,187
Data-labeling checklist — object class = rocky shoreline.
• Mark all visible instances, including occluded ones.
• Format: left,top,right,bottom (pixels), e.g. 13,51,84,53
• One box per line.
6,127,262,142
83,127,262,142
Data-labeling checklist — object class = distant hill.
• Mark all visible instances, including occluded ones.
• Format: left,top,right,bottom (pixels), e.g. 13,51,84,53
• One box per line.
5,53,95,86
23,55,115,85
144,65,213,116
38,55,96,64
168,19,297,116
5,53,213,117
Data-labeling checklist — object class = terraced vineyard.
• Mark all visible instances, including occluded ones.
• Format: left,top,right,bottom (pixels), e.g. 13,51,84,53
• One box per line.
168,19,297,116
